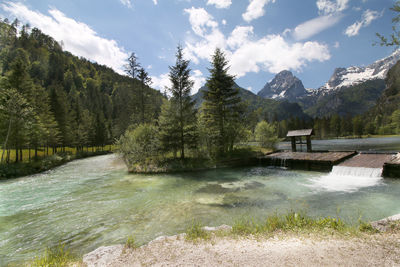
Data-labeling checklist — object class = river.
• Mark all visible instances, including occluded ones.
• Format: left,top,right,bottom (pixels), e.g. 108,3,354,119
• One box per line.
1,137,400,265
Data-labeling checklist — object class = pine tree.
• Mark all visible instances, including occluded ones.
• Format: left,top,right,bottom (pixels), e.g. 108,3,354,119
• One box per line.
159,45,197,159
137,67,152,124
202,48,241,156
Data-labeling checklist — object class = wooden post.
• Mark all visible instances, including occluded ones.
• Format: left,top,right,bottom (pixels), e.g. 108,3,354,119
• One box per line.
291,137,296,152
306,136,312,152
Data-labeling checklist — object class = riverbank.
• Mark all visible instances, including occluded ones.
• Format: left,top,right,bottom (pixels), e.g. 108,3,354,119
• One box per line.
0,150,112,179
126,148,265,173
83,215,400,266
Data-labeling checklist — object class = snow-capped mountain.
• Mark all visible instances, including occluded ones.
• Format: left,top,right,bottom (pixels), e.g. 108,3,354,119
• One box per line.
257,70,307,101
317,49,400,92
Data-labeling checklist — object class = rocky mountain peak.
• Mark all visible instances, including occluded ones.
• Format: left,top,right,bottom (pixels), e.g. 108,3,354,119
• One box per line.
257,70,307,101
320,49,400,91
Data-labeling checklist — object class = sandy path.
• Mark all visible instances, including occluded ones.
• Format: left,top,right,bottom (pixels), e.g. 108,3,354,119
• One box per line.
84,231,400,267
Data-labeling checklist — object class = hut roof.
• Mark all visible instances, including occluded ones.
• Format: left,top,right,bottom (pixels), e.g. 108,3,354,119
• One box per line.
287,129,314,137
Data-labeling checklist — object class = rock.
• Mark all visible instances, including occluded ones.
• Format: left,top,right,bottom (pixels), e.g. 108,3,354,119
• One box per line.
203,224,232,232
371,214,400,232
83,245,124,267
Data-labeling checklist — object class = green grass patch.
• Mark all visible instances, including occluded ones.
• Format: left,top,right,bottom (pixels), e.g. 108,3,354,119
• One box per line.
185,221,211,241
231,212,366,236
124,236,138,249
30,243,77,267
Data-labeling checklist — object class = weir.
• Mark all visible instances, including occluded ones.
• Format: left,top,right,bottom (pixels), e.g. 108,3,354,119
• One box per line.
330,166,383,178
263,151,399,178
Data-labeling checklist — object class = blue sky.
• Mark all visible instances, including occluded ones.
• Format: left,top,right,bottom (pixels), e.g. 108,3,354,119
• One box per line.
0,0,397,94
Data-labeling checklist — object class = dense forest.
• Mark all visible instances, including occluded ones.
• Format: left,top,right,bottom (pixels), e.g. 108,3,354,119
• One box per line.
0,19,163,164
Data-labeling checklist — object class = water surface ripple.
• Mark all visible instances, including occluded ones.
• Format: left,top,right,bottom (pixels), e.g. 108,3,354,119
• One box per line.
1,154,400,265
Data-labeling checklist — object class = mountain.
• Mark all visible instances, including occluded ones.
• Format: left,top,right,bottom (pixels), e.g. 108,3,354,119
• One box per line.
368,60,400,119
256,50,400,118
257,70,307,101
303,79,386,117
317,49,400,93
192,82,309,122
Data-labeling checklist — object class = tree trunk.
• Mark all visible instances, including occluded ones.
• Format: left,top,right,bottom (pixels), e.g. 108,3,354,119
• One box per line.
1,119,12,163
15,147,18,163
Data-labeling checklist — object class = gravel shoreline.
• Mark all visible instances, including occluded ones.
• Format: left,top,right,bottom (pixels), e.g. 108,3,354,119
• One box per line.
83,216,400,267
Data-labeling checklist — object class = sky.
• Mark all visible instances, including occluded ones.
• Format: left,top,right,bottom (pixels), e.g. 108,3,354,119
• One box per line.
0,0,397,94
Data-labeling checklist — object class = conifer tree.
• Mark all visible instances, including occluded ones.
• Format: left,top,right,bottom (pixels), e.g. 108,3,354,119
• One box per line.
137,67,152,124
203,48,241,156
159,45,197,159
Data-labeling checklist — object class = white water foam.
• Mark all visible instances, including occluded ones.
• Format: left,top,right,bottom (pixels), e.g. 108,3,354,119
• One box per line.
308,166,383,192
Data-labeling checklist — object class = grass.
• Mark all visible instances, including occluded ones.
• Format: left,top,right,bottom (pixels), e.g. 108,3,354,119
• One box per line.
124,236,138,250
185,221,211,241
30,243,79,267
231,212,380,237
0,145,117,164
0,149,113,179
183,212,379,243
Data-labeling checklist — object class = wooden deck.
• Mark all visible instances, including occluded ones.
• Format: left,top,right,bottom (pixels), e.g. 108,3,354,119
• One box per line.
263,151,356,171
339,153,394,168
265,151,355,163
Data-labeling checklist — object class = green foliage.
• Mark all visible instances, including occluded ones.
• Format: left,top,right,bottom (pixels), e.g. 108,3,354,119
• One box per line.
254,120,278,149
358,222,379,233
232,212,351,236
185,221,211,241
376,1,400,47
117,124,160,168
124,236,138,249
202,48,242,157
158,46,198,159
31,243,73,267
0,19,164,165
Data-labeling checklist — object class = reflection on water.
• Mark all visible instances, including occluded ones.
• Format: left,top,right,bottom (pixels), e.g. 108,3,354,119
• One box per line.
1,153,400,265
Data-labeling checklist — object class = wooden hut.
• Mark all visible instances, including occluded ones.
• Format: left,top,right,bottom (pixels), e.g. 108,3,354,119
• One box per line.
287,129,314,152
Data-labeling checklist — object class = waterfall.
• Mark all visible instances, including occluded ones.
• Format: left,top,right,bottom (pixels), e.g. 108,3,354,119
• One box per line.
308,166,383,192
330,166,383,178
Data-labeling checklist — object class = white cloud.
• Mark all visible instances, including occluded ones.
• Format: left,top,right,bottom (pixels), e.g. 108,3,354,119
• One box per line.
192,69,206,93
1,2,129,74
242,0,275,23
184,7,218,37
229,35,330,77
183,9,331,79
153,0,158,5
207,0,232,9
120,0,132,8
227,26,254,49
293,14,342,41
345,9,382,37
316,0,348,15
151,73,170,92
222,19,227,25
151,69,205,94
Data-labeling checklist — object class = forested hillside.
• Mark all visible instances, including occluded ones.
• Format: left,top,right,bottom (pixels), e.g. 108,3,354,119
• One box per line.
0,19,164,162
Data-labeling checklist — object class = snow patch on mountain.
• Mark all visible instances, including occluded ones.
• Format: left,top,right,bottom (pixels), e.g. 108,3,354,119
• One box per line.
318,49,400,92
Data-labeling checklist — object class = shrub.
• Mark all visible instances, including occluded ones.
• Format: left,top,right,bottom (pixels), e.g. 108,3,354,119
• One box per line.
255,121,278,149
117,124,161,167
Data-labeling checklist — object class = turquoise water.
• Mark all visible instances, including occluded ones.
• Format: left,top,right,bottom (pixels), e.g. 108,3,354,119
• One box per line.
1,154,400,265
